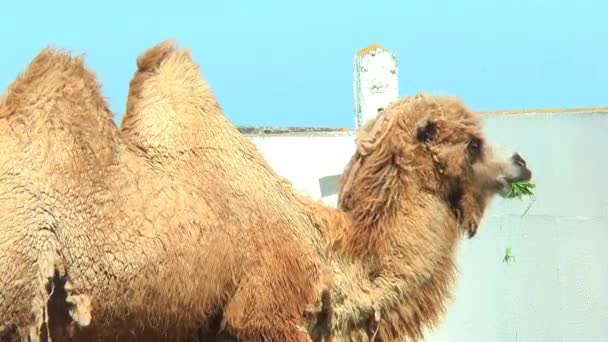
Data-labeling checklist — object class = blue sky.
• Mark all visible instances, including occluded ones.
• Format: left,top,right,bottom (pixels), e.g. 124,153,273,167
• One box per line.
1,0,606,128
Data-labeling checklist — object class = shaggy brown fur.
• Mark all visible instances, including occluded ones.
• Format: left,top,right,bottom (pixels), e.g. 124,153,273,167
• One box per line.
0,41,532,342
0,43,327,341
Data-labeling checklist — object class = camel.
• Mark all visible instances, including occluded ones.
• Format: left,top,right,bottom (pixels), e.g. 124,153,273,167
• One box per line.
0,41,532,342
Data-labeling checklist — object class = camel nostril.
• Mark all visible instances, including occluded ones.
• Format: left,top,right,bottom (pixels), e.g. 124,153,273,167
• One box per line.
505,153,532,183
512,153,526,167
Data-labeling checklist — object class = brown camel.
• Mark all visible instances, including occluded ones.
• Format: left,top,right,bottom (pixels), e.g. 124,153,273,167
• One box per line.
0,41,532,342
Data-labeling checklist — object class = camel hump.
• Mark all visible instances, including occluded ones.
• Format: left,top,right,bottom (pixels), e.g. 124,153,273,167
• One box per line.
0,46,117,168
0,47,112,123
135,40,179,72
121,40,230,154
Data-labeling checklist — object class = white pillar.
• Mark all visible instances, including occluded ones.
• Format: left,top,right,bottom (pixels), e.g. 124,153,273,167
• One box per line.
353,44,399,129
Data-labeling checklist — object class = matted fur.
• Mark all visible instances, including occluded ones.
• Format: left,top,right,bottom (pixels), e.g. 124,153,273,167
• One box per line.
0,41,531,342
0,42,327,341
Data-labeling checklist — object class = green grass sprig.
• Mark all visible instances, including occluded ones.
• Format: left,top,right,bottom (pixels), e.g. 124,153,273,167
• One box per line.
506,181,536,199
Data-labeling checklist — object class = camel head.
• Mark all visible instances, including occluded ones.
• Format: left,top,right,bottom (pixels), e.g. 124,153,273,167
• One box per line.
412,96,533,238
338,93,532,248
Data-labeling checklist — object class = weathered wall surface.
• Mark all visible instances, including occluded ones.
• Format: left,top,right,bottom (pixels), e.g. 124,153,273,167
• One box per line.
250,112,608,341
353,45,399,129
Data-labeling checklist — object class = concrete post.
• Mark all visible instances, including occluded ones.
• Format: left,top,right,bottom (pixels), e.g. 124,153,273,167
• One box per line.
353,43,399,129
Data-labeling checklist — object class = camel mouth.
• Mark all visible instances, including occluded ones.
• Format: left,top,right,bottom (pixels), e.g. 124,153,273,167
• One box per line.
497,168,533,197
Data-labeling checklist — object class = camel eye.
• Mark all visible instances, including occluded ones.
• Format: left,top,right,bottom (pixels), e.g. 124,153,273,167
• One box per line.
467,138,483,160
416,120,437,143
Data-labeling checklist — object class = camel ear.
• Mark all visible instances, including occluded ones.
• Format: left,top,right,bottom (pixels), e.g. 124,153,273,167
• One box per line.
416,118,437,144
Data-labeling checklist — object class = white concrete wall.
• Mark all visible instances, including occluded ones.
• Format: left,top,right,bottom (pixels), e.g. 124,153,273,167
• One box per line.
250,112,608,342
353,47,399,128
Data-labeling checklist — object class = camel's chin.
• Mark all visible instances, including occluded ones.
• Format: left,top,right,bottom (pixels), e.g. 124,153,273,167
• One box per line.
496,180,513,198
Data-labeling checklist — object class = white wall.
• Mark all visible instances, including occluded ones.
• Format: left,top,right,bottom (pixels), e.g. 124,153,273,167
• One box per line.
251,135,355,206
250,112,608,342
